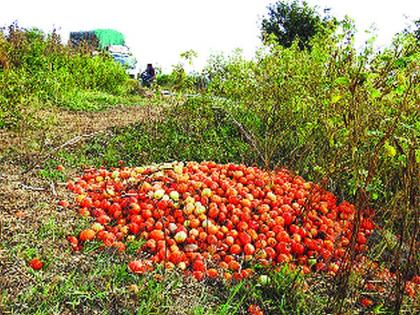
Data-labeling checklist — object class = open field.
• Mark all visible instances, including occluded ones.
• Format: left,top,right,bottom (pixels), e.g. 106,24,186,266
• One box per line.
0,22,418,315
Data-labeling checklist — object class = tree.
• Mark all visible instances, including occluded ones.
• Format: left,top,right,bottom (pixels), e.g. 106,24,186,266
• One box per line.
179,49,198,66
261,0,335,50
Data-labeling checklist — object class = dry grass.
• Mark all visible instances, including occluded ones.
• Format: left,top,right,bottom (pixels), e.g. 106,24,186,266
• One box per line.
0,103,162,161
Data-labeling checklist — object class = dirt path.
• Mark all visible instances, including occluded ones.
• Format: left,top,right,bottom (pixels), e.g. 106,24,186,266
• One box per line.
53,104,160,139
1,103,161,161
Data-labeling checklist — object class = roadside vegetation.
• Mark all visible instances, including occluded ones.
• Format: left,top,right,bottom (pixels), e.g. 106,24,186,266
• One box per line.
0,23,143,130
0,2,419,314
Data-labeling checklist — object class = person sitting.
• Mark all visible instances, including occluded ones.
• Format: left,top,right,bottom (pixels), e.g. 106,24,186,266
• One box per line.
141,63,156,87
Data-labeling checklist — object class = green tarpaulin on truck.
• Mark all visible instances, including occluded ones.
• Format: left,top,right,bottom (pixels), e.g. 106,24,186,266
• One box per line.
69,29,125,49
93,29,125,49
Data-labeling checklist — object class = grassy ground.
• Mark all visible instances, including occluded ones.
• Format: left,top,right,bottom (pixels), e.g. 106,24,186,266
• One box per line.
1,22,418,315
0,98,418,315
0,99,320,315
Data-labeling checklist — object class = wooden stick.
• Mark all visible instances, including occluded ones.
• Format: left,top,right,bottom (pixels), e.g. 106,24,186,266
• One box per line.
19,183,46,191
212,106,265,165
49,181,57,197
22,129,111,175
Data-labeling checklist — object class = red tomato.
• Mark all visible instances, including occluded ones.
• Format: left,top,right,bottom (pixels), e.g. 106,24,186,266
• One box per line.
207,268,218,279
29,258,44,270
244,243,256,255
79,229,95,241
230,244,242,255
192,260,205,272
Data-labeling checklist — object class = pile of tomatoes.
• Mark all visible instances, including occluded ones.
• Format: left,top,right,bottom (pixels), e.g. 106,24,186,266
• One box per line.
66,161,376,280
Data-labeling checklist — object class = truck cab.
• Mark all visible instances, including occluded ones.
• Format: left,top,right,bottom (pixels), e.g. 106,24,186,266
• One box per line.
69,29,138,78
107,45,138,78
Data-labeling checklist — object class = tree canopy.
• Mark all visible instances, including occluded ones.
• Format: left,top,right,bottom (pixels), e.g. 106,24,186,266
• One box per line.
261,0,335,50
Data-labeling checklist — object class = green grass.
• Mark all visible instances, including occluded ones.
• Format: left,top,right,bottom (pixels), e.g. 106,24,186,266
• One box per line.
60,90,146,112
2,238,178,314
0,25,145,130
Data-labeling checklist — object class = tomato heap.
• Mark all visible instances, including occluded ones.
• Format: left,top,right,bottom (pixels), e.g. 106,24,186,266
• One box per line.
66,161,375,280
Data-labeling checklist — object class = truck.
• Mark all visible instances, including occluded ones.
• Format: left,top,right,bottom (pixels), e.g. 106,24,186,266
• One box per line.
69,29,138,78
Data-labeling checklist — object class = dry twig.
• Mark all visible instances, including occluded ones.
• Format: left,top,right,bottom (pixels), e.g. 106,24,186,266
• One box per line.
212,106,265,165
22,130,111,175
19,183,46,191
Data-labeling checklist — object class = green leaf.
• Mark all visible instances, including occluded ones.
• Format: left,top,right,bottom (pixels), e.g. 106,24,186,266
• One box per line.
334,77,349,86
395,85,405,95
384,142,396,158
370,88,381,98
395,57,407,68
398,154,407,164
331,94,342,103
329,135,335,147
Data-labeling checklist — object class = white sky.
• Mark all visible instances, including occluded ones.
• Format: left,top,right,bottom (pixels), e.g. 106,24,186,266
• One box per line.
0,0,418,72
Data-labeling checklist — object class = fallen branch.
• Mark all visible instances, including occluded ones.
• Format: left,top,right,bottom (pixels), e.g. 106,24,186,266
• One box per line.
212,106,265,165
22,129,111,175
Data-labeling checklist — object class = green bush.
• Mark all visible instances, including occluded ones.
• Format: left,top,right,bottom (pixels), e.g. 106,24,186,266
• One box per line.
157,65,208,93
207,21,419,206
